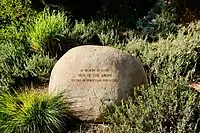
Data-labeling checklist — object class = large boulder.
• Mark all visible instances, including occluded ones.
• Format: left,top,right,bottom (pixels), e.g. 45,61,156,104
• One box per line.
48,45,148,122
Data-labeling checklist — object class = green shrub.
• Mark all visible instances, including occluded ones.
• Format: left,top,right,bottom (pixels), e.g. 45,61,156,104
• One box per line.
106,20,200,133
105,80,200,133
28,8,69,54
25,54,56,82
0,38,28,91
118,21,200,83
70,19,121,45
0,25,55,91
0,0,36,27
136,1,179,42
0,90,69,133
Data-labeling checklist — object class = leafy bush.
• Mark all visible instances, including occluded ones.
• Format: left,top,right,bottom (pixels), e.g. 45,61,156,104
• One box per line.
119,21,200,84
0,90,69,133
25,54,56,82
28,9,69,54
0,26,29,91
136,0,179,42
105,80,200,133
0,0,36,27
70,19,121,45
105,20,200,133
0,25,55,92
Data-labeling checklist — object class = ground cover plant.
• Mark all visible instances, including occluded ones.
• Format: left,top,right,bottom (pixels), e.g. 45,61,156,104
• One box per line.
1,0,200,132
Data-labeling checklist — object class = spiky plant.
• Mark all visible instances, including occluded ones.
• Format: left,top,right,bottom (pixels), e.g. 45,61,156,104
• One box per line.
0,90,69,133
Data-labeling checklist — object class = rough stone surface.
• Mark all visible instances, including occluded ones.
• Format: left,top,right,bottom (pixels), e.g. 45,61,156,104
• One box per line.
48,45,148,122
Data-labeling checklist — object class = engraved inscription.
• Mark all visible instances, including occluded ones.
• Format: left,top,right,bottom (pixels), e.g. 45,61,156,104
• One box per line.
71,68,118,82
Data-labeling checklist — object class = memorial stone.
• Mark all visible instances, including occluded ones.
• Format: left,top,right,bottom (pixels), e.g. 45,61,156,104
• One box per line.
48,45,148,122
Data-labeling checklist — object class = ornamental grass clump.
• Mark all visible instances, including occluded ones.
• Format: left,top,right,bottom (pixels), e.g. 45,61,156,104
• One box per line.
28,8,69,54
0,90,70,133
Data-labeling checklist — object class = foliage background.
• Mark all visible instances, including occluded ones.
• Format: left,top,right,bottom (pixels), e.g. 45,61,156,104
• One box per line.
1,0,200,132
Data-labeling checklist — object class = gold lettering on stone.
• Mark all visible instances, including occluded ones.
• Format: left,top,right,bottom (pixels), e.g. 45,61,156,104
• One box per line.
101,74,112,77
71,68,118,82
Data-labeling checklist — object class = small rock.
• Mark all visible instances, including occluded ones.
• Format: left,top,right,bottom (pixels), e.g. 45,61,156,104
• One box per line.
48,45,148,122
